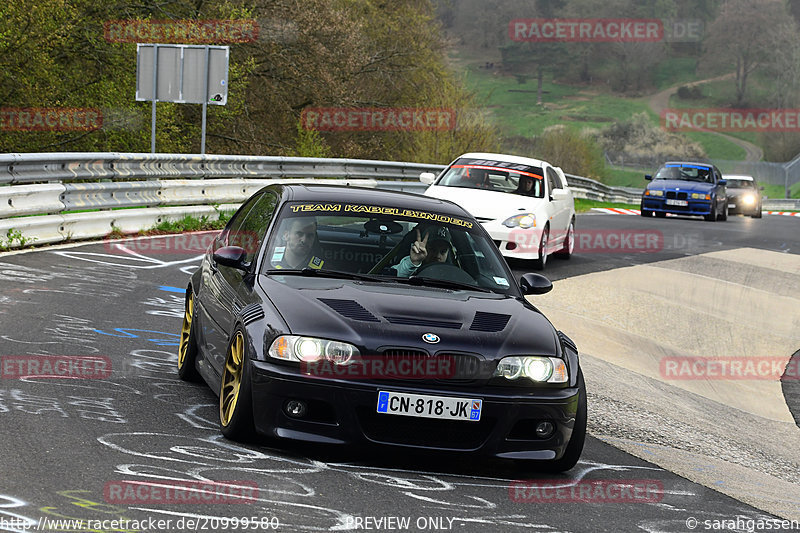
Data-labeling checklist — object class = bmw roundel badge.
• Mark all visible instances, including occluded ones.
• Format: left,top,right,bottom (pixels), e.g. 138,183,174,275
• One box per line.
422,333,440,344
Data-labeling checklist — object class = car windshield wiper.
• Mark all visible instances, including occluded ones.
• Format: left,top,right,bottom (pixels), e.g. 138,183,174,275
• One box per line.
399,275,491,293
265,268,391,283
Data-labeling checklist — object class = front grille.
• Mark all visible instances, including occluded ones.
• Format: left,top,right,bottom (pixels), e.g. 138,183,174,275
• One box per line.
666,191,676,199
376,350,482,382
677,192,688,200
356,406,495,449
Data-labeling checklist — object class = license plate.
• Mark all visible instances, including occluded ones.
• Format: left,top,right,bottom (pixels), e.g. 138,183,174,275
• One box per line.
728,204,736,208
376,391,482,421
665,199,688,206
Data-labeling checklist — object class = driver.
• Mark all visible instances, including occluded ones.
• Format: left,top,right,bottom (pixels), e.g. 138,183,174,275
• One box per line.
271,217,324,270
392,225,451,277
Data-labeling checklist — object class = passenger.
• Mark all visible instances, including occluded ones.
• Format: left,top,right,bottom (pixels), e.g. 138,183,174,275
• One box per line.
393,225,452,277
271,217,324,269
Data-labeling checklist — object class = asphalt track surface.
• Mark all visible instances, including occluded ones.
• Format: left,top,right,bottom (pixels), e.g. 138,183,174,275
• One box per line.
0,212,798,533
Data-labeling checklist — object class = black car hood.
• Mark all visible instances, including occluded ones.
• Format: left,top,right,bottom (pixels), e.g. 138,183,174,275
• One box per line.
258,274,559,359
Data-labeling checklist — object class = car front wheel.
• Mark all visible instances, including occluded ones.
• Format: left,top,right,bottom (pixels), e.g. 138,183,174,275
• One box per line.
533,226,550,270
554,220,574,259
220,327,255,441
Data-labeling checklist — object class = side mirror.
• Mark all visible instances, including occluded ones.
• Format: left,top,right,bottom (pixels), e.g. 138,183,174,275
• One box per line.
719,179,727,186
420,172,436,185
213,246,248,270
519,273,553,295
645,175,653,180
551,189,568,201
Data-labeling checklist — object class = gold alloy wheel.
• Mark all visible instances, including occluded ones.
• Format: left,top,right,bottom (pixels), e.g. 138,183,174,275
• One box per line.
178,292,194,369
220,331,245,427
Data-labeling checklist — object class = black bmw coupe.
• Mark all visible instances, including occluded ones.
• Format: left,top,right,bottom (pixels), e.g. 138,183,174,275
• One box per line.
178,184,585,472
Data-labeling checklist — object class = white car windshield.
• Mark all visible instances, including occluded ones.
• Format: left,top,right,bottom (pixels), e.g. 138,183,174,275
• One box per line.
437,157,545,198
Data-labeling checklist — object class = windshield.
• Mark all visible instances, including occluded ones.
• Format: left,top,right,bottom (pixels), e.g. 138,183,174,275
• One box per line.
437,157,545,198
654,164,714,183
262,201,516,295
725,179,755,189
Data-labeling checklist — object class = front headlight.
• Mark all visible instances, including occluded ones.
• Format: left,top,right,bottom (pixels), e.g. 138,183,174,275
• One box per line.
691,193,711,200
742,194,755,205
646,190,664,197
269,335,358,365
502,213,536,228
493,356,568,383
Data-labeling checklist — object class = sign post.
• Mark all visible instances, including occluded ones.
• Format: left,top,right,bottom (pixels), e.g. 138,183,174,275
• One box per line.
136,44,229,154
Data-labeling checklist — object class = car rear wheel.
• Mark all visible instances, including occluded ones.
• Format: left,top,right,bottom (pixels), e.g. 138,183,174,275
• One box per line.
177,288,200,381
220,328,255,441
533,226,549,270
554,220,574,259
518,371,587,473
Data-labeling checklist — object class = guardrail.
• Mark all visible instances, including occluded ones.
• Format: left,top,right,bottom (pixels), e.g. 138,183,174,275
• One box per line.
0,152,796,250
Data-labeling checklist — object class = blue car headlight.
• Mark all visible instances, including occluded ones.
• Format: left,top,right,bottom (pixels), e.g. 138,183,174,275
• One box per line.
645,190,664,197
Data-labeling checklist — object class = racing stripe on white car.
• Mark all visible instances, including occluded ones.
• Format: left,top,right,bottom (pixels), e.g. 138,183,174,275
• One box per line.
591,208,641,215
592,208,798,217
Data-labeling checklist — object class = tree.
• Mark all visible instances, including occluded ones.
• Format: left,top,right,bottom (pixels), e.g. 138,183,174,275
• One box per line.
700,0,789,107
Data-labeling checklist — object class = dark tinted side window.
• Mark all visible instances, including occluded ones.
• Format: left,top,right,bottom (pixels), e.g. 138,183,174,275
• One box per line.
231,192,279,264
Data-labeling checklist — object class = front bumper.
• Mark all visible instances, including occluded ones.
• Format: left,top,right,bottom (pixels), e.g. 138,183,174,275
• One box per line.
249,360,581,460
641,197,712,216
482,222,544,260
727,197,759,215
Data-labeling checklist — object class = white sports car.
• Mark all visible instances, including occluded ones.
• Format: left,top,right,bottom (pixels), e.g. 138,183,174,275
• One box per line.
421,152,576,269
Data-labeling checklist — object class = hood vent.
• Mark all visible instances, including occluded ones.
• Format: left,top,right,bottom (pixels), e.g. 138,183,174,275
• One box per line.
240,304,264,325
319,298,380,322
469,311,511,332
384,316,461,329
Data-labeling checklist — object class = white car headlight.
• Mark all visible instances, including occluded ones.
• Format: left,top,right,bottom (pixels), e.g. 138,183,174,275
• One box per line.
269,335,358,365
502,213,536,228
742,194,755,205
493,356,568,383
